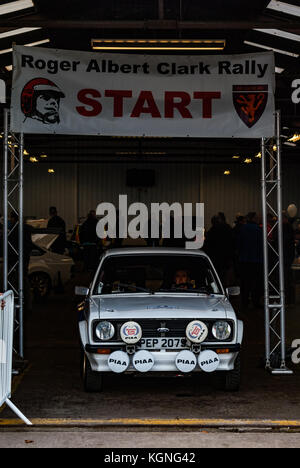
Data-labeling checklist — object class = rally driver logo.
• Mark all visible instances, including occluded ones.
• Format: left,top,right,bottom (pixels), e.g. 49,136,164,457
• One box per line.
21,78,65,124
186,320,208,344
233,85,268,128
120,321,142,344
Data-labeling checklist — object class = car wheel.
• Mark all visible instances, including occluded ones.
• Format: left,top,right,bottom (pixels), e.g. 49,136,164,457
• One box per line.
29,272,51,301
215,355,241,392
82,352,103,393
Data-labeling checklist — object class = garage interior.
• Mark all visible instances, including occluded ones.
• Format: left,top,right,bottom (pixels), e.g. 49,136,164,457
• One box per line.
1,0,300,425
1,0,300,229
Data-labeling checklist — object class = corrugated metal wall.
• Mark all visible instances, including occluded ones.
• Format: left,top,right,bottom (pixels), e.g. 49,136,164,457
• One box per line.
22,160,289,232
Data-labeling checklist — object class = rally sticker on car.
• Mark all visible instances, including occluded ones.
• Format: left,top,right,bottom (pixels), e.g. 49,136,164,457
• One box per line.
186,320,208,344
107,350,130,373
132,350,155,373
198,350,220,373
175,350,197,373
120,321,142,344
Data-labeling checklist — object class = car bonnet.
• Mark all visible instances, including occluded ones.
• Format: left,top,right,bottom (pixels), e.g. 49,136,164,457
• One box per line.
90,294,229,320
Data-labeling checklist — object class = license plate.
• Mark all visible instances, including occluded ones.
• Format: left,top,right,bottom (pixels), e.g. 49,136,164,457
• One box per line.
137,337,187,350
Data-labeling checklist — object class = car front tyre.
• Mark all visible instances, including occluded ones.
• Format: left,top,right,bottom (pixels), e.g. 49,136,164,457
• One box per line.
82,352,103,393
215,355,241,392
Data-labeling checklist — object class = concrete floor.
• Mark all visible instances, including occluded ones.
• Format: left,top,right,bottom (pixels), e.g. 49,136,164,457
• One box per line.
1,271,300,447
1,430,300,448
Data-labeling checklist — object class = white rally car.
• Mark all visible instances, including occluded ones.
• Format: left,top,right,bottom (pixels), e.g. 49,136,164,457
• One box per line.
77,248,243,392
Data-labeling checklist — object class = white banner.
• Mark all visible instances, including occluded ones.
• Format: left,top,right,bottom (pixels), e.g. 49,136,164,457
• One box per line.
11,45,275,137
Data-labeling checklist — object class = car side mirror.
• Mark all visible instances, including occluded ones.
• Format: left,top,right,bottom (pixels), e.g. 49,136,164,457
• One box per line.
75,286,89,296
226,286,240,297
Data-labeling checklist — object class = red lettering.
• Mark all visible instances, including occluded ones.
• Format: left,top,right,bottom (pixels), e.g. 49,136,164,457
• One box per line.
165,91,192,118
105,90,132,117
76,89,102,116
131,91,161,118
193,92,221,118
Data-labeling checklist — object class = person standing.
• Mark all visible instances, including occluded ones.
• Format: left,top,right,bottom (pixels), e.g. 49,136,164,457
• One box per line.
47,206,66,254
203,214,234,286
79,210,99,272
237,212,263,308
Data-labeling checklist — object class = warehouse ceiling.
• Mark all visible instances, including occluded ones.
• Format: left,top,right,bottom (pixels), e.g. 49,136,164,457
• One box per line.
1,0,300,163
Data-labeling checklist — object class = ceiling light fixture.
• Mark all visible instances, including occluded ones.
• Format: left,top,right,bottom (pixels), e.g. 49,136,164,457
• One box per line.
244,40,299,58
24,39,50,47
244,158,252,164
0,0,33,16
0,27,41,40
288,134,300,143
0,39,50,56
254,29,300,43
267,1,300,18
91,38,226,51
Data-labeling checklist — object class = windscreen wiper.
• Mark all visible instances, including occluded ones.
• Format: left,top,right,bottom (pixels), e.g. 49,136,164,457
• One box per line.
158,287,211,295
109,283,153,294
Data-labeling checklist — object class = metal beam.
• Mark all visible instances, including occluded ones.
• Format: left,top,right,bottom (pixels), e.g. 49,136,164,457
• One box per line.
3,109,24,359
158,0,164,20
0,18,300,31
261,110,292,375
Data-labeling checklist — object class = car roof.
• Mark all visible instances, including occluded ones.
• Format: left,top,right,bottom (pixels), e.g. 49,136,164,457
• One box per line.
103,247,210,259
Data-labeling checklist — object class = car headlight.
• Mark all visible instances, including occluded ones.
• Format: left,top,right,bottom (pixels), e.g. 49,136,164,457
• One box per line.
95,321,115,341
212,321,232,341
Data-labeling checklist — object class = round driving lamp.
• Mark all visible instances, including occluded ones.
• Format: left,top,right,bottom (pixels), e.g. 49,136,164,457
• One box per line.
95,321,115,341
212,321,231,341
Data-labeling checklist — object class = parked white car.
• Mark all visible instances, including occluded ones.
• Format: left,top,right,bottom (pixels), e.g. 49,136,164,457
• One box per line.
29,234,74,299
77,248,243,392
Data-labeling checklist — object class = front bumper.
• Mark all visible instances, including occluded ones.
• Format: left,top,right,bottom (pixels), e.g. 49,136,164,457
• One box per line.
85,345,240,373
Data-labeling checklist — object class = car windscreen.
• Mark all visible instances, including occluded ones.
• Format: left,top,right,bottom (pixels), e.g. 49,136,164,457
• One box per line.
93,254,222,295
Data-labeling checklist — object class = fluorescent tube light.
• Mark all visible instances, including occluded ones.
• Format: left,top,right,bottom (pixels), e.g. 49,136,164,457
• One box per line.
0,27,41,40
0,48,13,55
0,0,34,16
267,1,300,18
0,38,50,55
92,38,226,51
254,28,300,43
244,40,299,57
24,39,50,47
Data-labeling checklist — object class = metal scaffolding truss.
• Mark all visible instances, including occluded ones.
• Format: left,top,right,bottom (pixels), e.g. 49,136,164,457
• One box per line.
3,108,24,358
261,111,292,375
